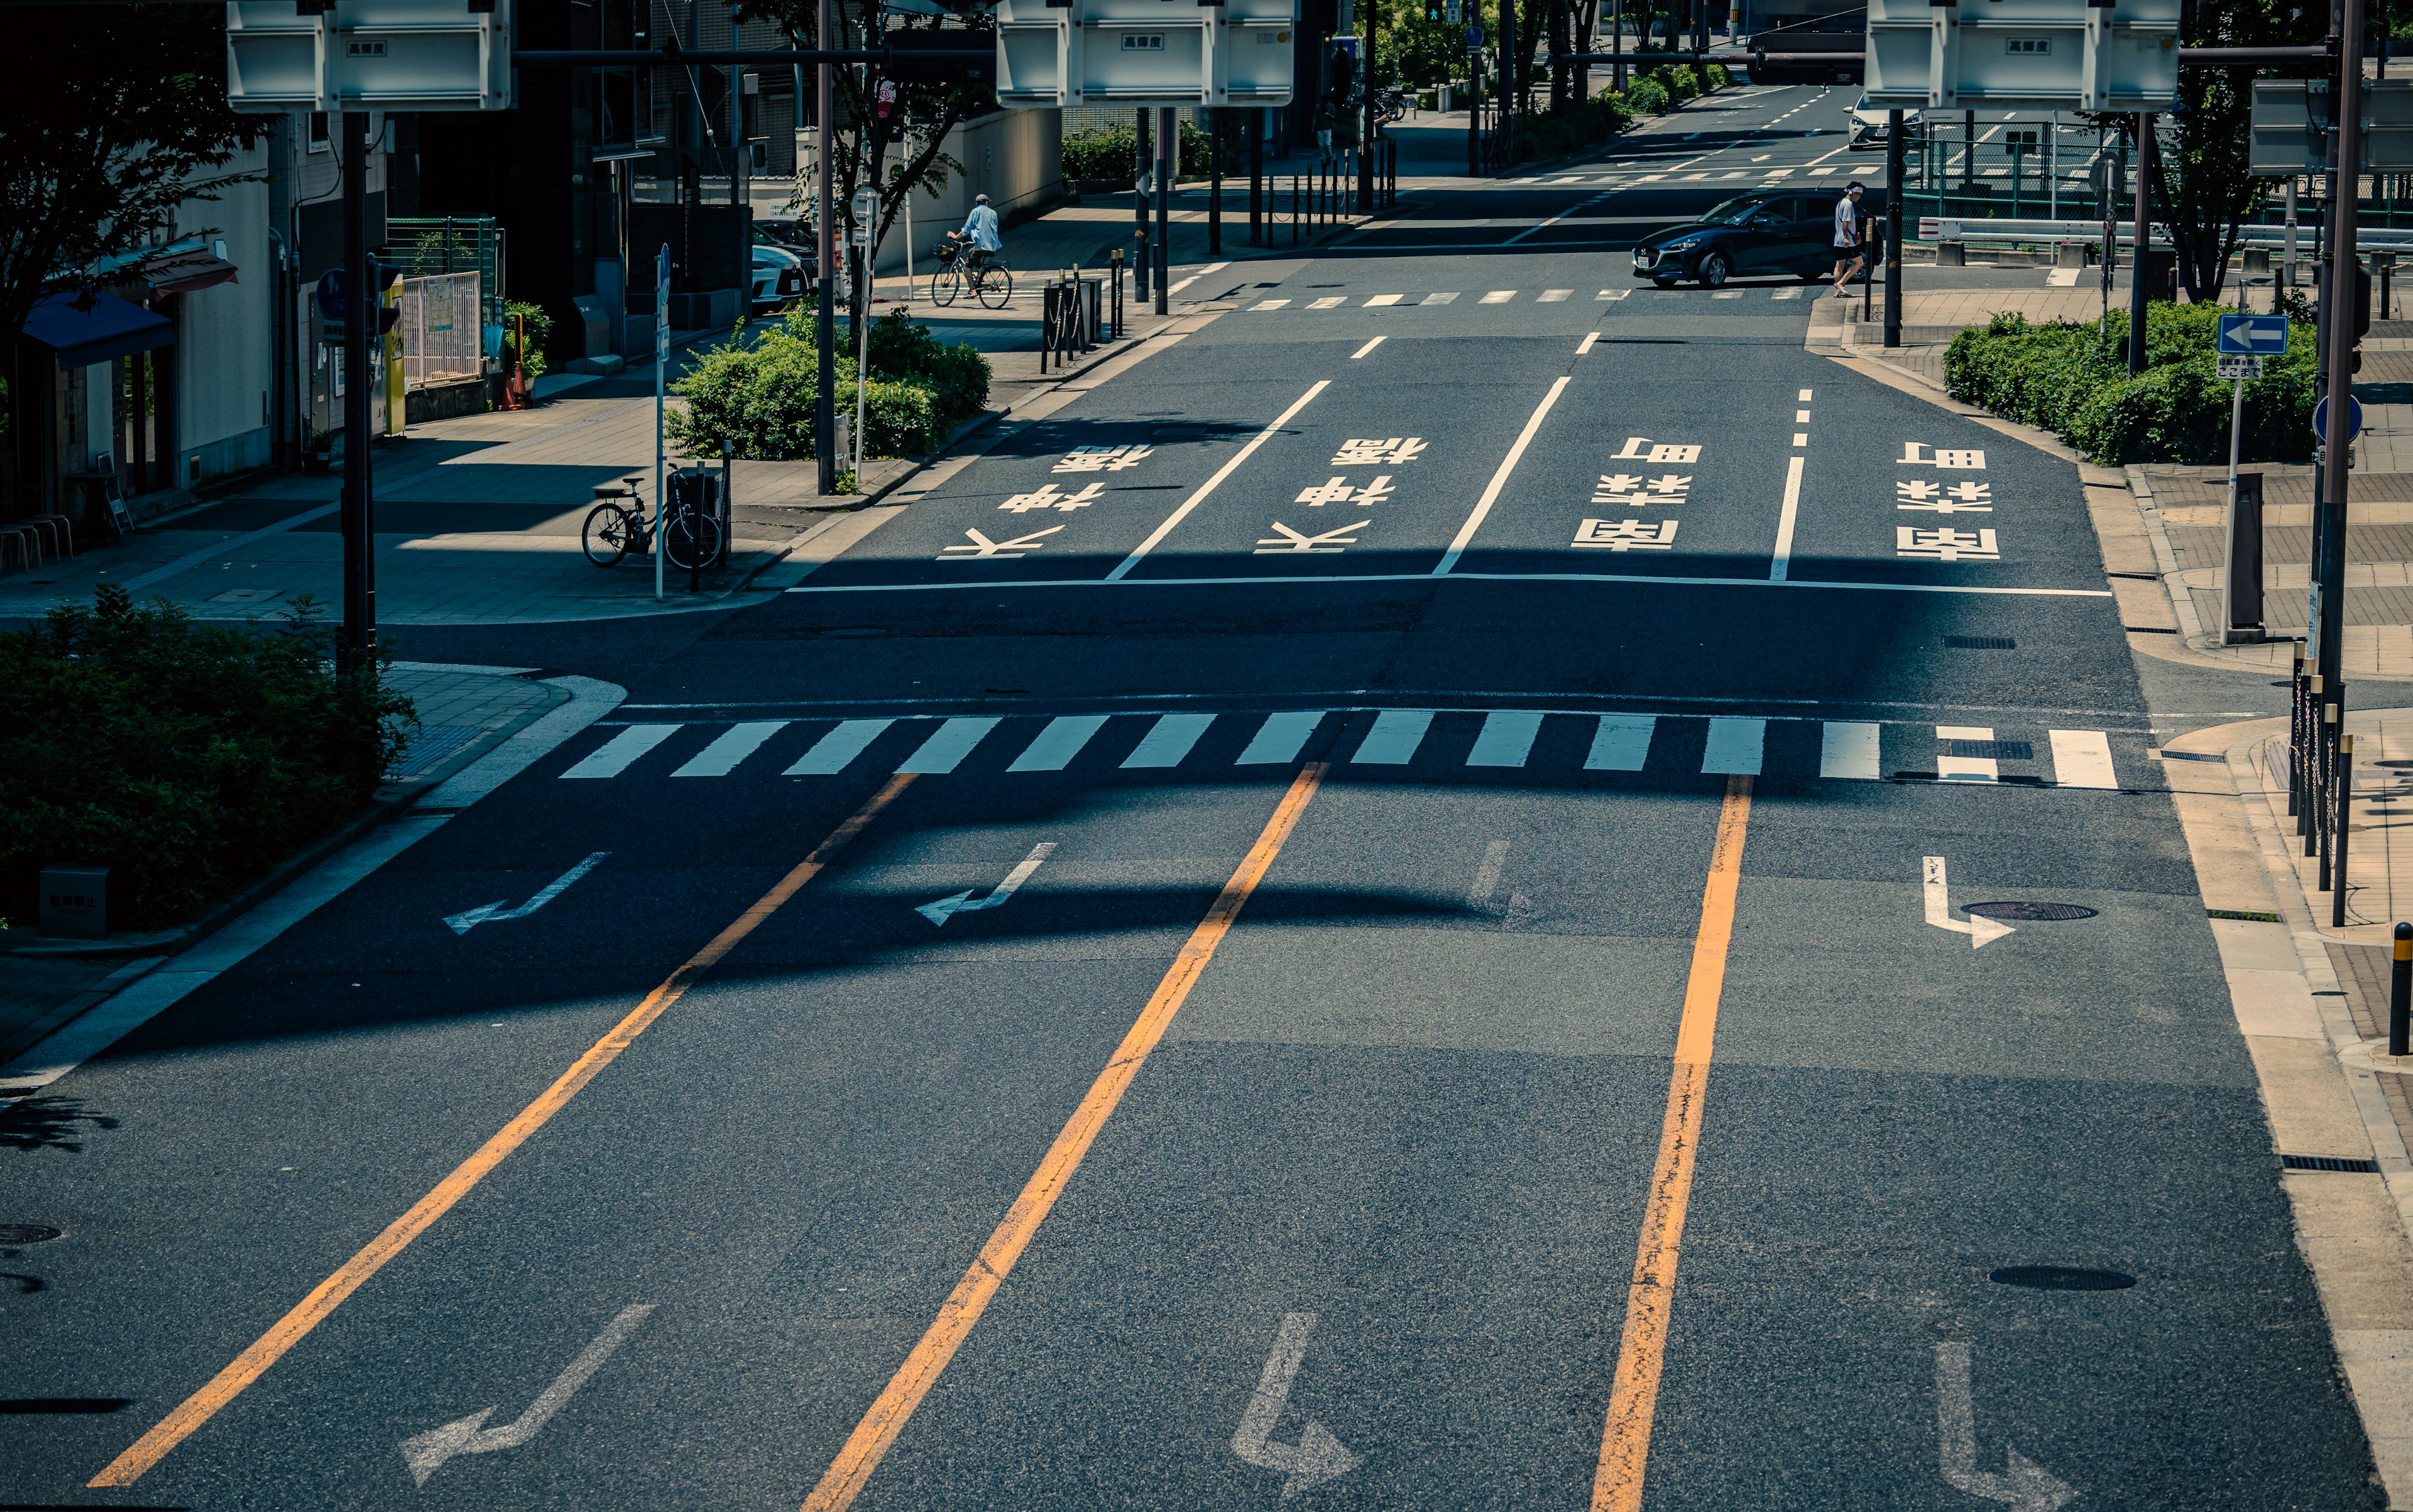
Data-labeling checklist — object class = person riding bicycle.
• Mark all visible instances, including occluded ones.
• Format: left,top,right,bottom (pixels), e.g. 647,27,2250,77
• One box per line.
946,194,1002,274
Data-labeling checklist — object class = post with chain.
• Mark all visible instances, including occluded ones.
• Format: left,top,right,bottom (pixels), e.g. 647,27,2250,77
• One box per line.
2391,921,2410,1057
2334,732,2355,924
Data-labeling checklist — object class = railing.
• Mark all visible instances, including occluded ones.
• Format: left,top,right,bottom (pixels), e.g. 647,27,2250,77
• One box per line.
2292,656,2358,928
1038,272,1102,375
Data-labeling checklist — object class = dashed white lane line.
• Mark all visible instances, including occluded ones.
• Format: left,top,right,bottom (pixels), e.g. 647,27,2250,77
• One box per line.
1577,332,1601,354
1480,290,1517,304
1770,455,1807,583
1107,380,1331,581
1352,336,1386,359
1365,293,1403,306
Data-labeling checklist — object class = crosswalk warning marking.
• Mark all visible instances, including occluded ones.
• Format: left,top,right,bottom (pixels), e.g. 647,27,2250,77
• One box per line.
1308,296,1346,309
1468,709,1546,767
1587,715,1657,771
1539,288,1573,302
1354,708,1436,764
561,723,680,779
1121,713,1217,769
897,717,1002,774
1252,299,1290,310
1423,292,1459,304
1237,710,1326,765
1702,717,1767,775
1364,293,1404,306
2049,729,2118,789
1820,721,1882,780
1480,290,1517,304
786,718,894,775
673,720,789,778
1007,714,1111,772
1598,290,1629,300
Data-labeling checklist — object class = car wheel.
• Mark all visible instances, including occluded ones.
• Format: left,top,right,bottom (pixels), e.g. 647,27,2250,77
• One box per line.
1697,251,1732,288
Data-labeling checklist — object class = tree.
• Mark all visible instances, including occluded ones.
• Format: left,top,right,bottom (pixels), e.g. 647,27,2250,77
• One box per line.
740,0,993,324
0,6,254,353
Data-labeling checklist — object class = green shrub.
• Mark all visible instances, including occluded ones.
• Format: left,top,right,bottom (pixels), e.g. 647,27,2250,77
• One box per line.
1518,91,1638,161
504,298,552,377
668,305,992,460
0,589,413,929
1063,124,1137,180
1704,62,1730,87
1943,303,2316,465
1625,77,1669,113
1660,64,1702,101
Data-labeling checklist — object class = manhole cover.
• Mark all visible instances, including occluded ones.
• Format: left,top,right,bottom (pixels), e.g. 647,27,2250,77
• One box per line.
1989,1264,2134,1291
0,1225,63,1245
1965,901,2099,921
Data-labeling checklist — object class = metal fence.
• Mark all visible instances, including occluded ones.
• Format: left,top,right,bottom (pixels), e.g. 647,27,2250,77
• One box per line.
400,272,484,390
383,216,504,335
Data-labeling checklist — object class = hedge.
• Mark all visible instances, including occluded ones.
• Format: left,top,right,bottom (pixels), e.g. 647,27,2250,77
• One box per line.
1518,90,1638,161
669,306,990,461
1943,304,2316,466
0,589,413,930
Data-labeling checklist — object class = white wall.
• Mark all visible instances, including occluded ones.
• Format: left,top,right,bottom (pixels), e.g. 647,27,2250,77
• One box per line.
171,140,275,483
873,108,1063,275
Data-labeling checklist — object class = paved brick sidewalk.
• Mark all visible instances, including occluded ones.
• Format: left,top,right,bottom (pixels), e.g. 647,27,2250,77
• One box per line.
0,663,559,1072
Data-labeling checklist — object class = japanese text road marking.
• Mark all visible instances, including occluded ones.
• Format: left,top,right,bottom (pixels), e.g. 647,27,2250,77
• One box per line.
1107,382,1329,581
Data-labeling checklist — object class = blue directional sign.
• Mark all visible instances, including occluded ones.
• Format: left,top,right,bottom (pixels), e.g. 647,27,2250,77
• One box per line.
315,267,344,319
2314,393,2366,442
2218,312,2289,355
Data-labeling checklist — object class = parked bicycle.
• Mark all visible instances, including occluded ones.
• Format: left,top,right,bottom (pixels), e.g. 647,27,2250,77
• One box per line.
581,473,721,571
929,239,1015,310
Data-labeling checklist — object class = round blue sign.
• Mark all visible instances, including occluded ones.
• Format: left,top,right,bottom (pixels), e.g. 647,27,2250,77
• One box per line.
315,267,345,319
2314,393,2365,443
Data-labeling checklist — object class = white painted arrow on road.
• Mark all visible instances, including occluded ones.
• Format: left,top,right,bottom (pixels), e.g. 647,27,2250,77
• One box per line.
401,1303,654,1486
1937,1342,2075,1511
917,842,1056,926
445,852,609,934
1924,857,2015,948
1232,1312,1362,1499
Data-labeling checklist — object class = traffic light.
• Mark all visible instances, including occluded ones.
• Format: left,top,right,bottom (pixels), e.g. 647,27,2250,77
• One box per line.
375,261,404,336
1424,0,1446,21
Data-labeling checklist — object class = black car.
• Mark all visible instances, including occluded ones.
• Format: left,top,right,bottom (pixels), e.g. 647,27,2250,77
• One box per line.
1630,189,1887,288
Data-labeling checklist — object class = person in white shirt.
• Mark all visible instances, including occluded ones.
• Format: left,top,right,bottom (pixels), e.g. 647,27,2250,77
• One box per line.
1831,183,1866,298
949,194,1002,272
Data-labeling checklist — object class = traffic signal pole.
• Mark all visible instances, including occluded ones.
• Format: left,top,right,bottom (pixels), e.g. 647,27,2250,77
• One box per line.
1884,109,1905,349
2318,0,2366,698
341,111,376,668
816,0,837,493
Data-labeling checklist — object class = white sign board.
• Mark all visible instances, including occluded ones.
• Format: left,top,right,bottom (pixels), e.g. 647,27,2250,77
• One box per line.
2251,80,2413,174
2216,354,2265,381
1864,0,2176,112
227,0,515,114
995,0,1296,109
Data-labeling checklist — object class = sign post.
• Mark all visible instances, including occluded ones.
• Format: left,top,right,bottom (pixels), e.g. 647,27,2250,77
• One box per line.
656,243,670,602
2217,312,2288,642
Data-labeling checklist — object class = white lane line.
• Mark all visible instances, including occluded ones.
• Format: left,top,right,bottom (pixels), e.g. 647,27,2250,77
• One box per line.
1586,715,1657,770
2049,729,2119,788
896,716,1002,773
1820,721,1882,779
792,573,2115,599
1107,380,1330,581
670,720,789,777
1423,292,1460,304
1308,296,1347,309
1597,289,1628,300
1480,290,1518,303
1469,840,1511,907
561,724,679,779
1252,299,1290,310
1352,336,1386,359
1702,716,1768,775
1538,288,1573,302
1937,724,1999,783
1237,709,1326,764
1433,376,1572,576
1771,287,1803,300
1577,332,1600,354
1467,709,1545,767
1122,713,1216,768
1007,714,1112,772
1352,708,1436,764
785,718,893,774
1365,293,1404,307
1769,455,1806,583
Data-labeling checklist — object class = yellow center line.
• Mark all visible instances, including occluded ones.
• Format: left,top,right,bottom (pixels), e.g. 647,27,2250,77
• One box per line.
90,773,919,1490
1593,774,1753,1512
802,762,1328,1512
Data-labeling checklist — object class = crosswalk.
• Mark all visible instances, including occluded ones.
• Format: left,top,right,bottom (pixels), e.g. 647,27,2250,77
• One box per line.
556,709,2143,789
1249,287,1817,310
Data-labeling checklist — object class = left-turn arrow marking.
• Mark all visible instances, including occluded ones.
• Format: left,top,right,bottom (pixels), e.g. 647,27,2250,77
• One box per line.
917,842,1056,926
401,1303,655,1487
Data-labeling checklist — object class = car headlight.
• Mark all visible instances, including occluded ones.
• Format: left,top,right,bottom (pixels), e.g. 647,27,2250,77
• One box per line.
1663,237,1701,253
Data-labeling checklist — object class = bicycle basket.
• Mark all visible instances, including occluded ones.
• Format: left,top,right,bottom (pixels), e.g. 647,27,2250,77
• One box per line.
935,241,958,263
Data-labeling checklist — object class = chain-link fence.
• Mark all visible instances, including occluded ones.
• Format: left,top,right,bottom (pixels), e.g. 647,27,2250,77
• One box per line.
400,272,484,390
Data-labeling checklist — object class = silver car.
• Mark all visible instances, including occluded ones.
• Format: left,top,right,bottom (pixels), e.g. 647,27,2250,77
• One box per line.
1849,106,1920,150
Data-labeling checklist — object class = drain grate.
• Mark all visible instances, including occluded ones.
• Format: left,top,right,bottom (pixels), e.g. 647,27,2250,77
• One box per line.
2208,908,2282,923
1989,1264,2136,1290
395,725,483,776
0,1225,63,1245
2282,1154,2382,1173
1966,901,2099,921
1945,635,2017,650
1945,739,2034,760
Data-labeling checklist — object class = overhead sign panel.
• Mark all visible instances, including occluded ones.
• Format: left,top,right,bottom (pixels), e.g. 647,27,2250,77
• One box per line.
994,0,1295,109
1864,0,2176,112
2250,80,2413,175
226,0,515,114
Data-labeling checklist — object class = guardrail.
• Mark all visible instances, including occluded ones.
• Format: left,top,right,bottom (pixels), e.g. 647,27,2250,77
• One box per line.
1910,216,2413,250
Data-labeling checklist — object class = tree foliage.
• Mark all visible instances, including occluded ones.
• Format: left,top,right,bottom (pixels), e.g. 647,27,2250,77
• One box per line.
0,6,255,351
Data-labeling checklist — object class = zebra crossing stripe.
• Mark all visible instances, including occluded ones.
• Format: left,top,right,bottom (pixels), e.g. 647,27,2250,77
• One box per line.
1009,715,1112,772
1237,710,1325,765
2049,729,2118,789
561,723,679,779
897,718,1002,774
1820,721,1882,780
1702,718,1766,775
1354,709,1435,764
674,721,789,777
1586,716,1656,771
1468,710,1545,767
1123,713,1217,768
787,719,894,775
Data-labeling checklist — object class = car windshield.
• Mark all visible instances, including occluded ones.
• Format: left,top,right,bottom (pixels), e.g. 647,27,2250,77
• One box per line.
1695,197,1768,225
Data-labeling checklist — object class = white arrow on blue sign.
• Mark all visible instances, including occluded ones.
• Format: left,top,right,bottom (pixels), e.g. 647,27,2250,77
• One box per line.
2218,312,2289,355
2314,393,2366,442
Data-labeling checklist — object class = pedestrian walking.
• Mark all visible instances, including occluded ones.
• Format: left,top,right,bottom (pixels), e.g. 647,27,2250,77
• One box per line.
1831,182,1867,298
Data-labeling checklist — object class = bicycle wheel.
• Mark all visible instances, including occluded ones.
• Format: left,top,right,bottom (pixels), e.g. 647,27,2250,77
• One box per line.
582,503,635,567
976,264,1014,310
930,263,960,306
663,509,723,573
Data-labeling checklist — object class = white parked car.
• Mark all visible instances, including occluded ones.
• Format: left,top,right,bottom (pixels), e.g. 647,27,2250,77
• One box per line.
752,243,809,311
1849,106,1921,150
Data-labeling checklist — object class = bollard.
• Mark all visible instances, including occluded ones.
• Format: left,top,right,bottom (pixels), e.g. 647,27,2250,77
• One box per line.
2317,698,2338,866
2334,732,2354,924
2305,673,2325,844
2288,650,2305,817
2393,922,2410,1057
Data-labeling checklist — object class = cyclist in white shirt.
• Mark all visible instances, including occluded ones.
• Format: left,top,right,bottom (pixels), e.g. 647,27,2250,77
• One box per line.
1831,183,1866,298
948,194,1002,273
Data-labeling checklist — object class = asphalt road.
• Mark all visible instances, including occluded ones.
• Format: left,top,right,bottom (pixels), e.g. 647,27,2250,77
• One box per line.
3,82,2383,1511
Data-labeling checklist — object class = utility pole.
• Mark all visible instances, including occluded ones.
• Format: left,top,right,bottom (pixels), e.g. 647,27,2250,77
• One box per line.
1885,109,1905,348
1136,108,1152,299
340,111,375,669
1155,105,1173,314
1497,0,1516,163
1359,9,1376,214
2317,0,2368,699
2128,113,2153,376
816,0,836,492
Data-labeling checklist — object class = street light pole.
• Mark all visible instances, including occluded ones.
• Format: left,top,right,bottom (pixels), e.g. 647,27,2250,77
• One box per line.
816,0,836,492
340,110,375,669
2318,0,2368,698
2127,112,2153,376
1885,109,1905,349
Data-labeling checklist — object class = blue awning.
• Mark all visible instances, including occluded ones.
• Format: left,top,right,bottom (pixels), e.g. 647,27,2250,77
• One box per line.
23,290,174,368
